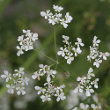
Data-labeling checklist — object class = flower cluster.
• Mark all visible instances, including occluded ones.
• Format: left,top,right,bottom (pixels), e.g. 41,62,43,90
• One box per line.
1,67,29,95
40,5,72,28
74,68,99,97
57,35,84,64
87,36,110,68
72,103,102,110
72,94,102,110
32,64,66,102
17,29,38,56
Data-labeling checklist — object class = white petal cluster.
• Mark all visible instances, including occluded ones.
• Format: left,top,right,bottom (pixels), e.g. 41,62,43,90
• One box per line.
87,36,110,68
72,103,101,110
72,94,102,110
66,90,87,110
1,67,29,95
57,35,84,64
17,29,38,56
40,5,72,28
74,68,99,97
32,64,66,102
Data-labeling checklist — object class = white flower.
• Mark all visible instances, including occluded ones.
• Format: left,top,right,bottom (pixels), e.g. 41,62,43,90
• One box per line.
6,84,15,94
53,5,63,12
32,71,42,80
17,29,38,56
72,47,82,56
57,47,68,57
93,36,101,47
60,19,68,28
80,103,89,109
87,36,110,68
91,104,102,109
65,12,73,23
74,68,99,97
54,85,66,102
41,5,72,28
72,93,102,110
48,16,57,25
85,86,94,96
16,87,26,95
2,68,29,95
33,65,66,102
16,46,24,56
62,35,69,44
55,92,66,102
93,59,102,68
40,94,51,102
1,70,12,82
91,78,99,88
17,35,24,44
20,77,29,86
72,107,78,110
40,10,53,19
58,36,84,64
14,67,24,77
87,68,95,79
46,70,56,82
102,52,110,60
65,53,74,64
32,33,38,41
75,38,84,47
35,86,46,95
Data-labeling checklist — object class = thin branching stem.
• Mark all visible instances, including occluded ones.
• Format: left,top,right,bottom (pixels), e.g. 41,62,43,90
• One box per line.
54,26,59,69
34,49,57,63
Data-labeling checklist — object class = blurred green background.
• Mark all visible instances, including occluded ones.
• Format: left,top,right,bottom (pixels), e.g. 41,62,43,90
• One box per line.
0,0,110,110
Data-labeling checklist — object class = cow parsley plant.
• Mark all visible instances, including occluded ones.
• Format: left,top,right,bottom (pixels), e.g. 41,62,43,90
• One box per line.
1,4,110,109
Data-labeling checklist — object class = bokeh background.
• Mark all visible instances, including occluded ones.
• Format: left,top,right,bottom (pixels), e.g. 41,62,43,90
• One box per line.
0,0,110,110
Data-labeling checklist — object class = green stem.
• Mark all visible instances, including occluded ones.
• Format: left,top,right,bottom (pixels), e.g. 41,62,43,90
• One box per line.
54,26,58,68
34,49,57,63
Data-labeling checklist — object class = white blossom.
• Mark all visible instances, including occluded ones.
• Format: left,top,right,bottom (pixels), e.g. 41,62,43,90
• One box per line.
17,29,38,56
55,92,66,102
93,59,102,68
53,5,63,12
72,47,82,56
16,87,26,95
62,35,69,44
65,53,74,64
32,64,66,102
80,103,89,109
40,94,51,102
1,70,12,82
40,10,53,19
1,67,29,95
40,5,72,28
102,52,110,60
93,36,101,47
6,84,15,94
58,35,84,64
87,36,110,68
75,38,84,47
74,68,99,97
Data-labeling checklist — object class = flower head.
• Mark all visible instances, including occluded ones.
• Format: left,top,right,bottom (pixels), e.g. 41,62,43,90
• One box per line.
40,5,72,28
17,29,38,56
74,68,99,97
87,36,110,68
57,35,84,64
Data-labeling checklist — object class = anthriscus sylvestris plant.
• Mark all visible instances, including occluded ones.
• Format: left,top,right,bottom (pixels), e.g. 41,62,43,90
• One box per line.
1,4,110,109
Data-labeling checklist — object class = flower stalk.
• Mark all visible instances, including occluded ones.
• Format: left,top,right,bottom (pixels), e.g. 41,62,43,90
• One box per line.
54,26,59,68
